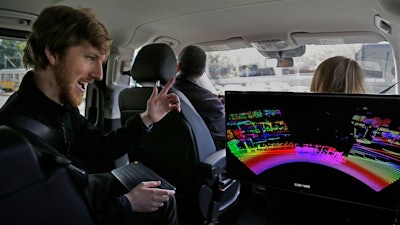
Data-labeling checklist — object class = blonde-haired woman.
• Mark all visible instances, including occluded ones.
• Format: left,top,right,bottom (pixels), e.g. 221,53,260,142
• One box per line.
310,56,365,93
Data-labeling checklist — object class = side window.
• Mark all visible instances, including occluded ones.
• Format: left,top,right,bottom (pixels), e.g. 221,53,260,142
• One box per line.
0,38,27,106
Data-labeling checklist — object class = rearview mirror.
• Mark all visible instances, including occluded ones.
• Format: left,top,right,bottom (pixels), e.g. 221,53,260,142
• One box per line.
258,45,306,59
277,58,293,67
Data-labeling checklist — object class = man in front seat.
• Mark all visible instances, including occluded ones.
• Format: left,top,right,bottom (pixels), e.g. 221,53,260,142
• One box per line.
174,45,226,150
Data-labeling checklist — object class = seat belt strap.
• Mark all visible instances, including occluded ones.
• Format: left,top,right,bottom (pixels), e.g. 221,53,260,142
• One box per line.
8,115,56,144
6,115,88,189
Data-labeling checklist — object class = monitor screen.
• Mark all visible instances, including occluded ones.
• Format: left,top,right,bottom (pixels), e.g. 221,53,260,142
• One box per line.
225,91,400,212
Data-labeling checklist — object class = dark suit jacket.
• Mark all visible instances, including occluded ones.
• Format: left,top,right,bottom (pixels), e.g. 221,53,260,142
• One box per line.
174,75,226,150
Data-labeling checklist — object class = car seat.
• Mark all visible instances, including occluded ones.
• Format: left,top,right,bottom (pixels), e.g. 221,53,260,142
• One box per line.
0,125,95,225
118,43,240,225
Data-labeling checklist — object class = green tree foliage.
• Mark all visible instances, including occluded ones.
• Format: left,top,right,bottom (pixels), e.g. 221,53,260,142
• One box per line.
0,39,26,69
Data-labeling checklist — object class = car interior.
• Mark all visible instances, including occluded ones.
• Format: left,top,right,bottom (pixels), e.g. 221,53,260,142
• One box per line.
119,43,240,224
1,0,400,224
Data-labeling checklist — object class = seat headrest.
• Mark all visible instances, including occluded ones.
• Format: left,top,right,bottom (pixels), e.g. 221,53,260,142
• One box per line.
130,43,177,84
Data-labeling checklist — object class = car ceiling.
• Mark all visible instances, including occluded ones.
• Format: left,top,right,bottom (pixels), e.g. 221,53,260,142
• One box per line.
1,0,400,55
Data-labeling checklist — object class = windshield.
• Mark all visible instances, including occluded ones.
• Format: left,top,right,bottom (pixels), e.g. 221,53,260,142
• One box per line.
205,42,396,95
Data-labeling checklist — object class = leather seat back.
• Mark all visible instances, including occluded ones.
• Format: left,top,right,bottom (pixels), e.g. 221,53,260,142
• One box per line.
0,125,95,225
119,43,240,224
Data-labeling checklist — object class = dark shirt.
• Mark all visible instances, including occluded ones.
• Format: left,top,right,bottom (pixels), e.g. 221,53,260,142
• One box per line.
0,71,173,225
0,71,148,173
173,75,225,150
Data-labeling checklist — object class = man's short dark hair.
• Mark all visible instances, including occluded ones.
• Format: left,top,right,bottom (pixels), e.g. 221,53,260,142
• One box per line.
178,45,206,77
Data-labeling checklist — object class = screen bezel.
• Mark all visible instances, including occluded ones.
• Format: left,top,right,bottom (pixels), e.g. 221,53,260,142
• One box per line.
225,90,400,212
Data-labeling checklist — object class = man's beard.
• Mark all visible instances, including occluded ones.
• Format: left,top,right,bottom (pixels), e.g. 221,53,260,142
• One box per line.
54,62,84,106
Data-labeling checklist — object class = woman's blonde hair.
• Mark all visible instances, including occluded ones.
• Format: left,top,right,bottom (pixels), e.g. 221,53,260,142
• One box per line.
310,56,365,93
